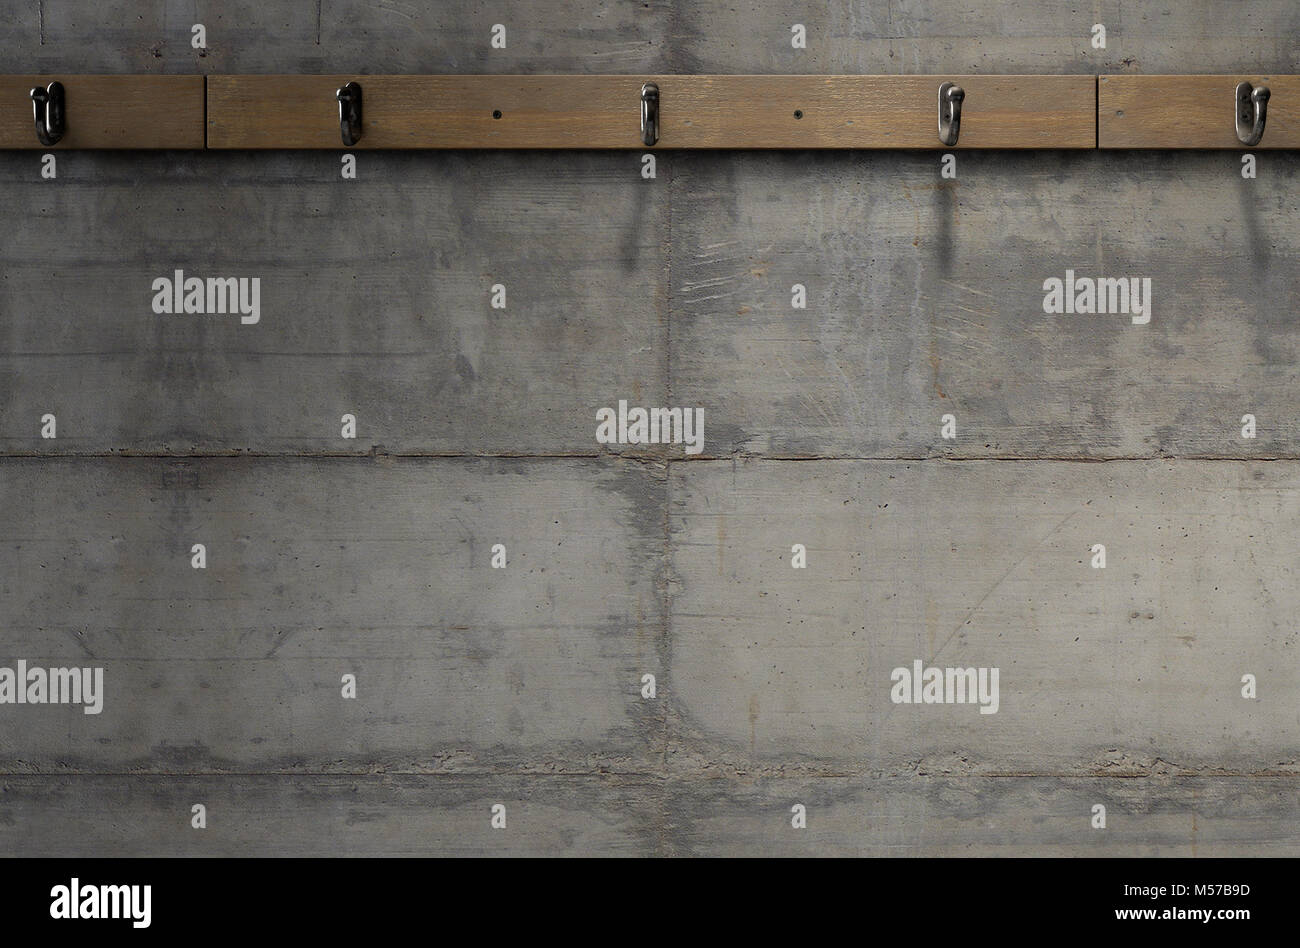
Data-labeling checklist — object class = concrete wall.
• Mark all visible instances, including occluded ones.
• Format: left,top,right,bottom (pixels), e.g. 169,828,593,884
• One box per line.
0,1,1296,856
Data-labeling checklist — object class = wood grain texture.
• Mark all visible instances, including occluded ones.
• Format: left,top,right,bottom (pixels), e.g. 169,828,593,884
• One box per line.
207,75,1096,149
0,76,205,149
1100,75,1300,148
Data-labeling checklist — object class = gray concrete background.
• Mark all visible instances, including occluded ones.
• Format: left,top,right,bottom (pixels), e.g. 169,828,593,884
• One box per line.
0,1,1297,856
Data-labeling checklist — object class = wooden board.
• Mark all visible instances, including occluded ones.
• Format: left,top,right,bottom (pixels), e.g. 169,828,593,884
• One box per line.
1100,74,1300,148
207,74,1097,149
0,75,206,149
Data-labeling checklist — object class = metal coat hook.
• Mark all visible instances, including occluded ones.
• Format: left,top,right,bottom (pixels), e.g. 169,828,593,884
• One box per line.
30,81,65,147
938,81,964,146
337,81,363,146
1235,81,1269,146
641,82,659,147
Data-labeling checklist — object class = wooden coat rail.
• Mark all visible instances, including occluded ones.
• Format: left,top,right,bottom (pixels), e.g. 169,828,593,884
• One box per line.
1099,75,1300,148
0,75,205,149
208,75,1095,149
0,74,1296,150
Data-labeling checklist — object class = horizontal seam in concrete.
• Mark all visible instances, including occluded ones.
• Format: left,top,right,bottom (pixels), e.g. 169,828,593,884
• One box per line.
0,452,1292,462
0,771,1294,779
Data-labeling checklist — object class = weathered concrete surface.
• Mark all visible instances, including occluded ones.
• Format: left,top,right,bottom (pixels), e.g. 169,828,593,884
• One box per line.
0,775,661,856
671,150,1300,458
0,457,666,773
6,148,1299,459
22,2,1300,75
668,459,1300,776
0,151,667,455
29,1,678,74
32,2,319,73
665,776,1300,856
671,2,1300,75
0,0,1298,857
4,774,1292,856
